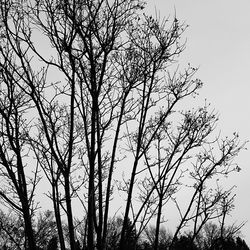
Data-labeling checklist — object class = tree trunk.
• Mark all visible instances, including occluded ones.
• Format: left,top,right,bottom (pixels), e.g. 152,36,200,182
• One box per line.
22,200,36,250
53,183,66,250
119,158,139,250
154,195,163,250
65,175,75,250
96,119,103,250
18,160,36,250
87,161,95,250
88,96,98,249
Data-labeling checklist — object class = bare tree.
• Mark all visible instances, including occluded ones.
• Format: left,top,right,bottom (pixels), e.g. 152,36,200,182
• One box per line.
0,1,246,250
0,40,39,248
195,221,246,250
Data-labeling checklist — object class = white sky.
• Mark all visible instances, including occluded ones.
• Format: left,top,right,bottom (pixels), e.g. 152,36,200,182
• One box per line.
149,0,250,244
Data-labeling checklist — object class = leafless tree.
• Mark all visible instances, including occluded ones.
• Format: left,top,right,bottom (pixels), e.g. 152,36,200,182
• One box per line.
0,39,39,248
0,1,246,250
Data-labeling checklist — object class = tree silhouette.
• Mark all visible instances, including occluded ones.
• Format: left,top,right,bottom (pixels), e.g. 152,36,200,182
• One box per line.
0,1,246,250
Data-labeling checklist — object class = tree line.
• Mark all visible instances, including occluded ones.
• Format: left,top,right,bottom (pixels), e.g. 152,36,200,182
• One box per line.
0,0,247,249
0,209,249,249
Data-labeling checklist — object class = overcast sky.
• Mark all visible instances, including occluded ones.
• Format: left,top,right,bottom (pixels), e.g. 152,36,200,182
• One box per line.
149,0,250,244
